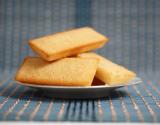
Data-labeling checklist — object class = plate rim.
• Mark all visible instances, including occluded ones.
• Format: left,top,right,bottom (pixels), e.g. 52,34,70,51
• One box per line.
16,77,142,89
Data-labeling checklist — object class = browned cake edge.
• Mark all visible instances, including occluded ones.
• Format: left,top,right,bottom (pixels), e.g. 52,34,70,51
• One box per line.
15,56,30,82
29,38,108,61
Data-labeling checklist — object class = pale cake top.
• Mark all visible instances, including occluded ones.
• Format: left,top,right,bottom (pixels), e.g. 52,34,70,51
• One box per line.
29,27,108,57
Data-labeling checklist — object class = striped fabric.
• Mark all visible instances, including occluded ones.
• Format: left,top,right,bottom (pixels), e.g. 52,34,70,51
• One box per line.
0,0,160,122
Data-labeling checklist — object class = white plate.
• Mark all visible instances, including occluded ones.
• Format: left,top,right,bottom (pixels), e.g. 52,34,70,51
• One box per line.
17,77,142,99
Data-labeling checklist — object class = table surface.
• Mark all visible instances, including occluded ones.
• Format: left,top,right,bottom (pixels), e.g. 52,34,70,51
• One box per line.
1,122,160,125
0,0,160,123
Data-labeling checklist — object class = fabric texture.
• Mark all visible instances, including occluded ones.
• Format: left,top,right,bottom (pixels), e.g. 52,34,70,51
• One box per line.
0,0,159,122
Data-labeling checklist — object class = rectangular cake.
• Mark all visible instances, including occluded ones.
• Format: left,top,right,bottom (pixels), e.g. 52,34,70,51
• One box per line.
29,27,108,61
78,52,136,85
15,57,98,86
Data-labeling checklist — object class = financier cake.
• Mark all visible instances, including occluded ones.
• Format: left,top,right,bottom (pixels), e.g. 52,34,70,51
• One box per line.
29,27,108,61
15,57,98,86
78,52,136,85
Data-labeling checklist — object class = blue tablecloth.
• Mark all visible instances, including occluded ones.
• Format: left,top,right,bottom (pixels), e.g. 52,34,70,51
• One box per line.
0,0,160,122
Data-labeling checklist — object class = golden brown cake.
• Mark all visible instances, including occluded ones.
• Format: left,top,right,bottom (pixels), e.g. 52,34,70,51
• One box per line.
78,52,136,85
15,57,98,86
29,27,108,61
